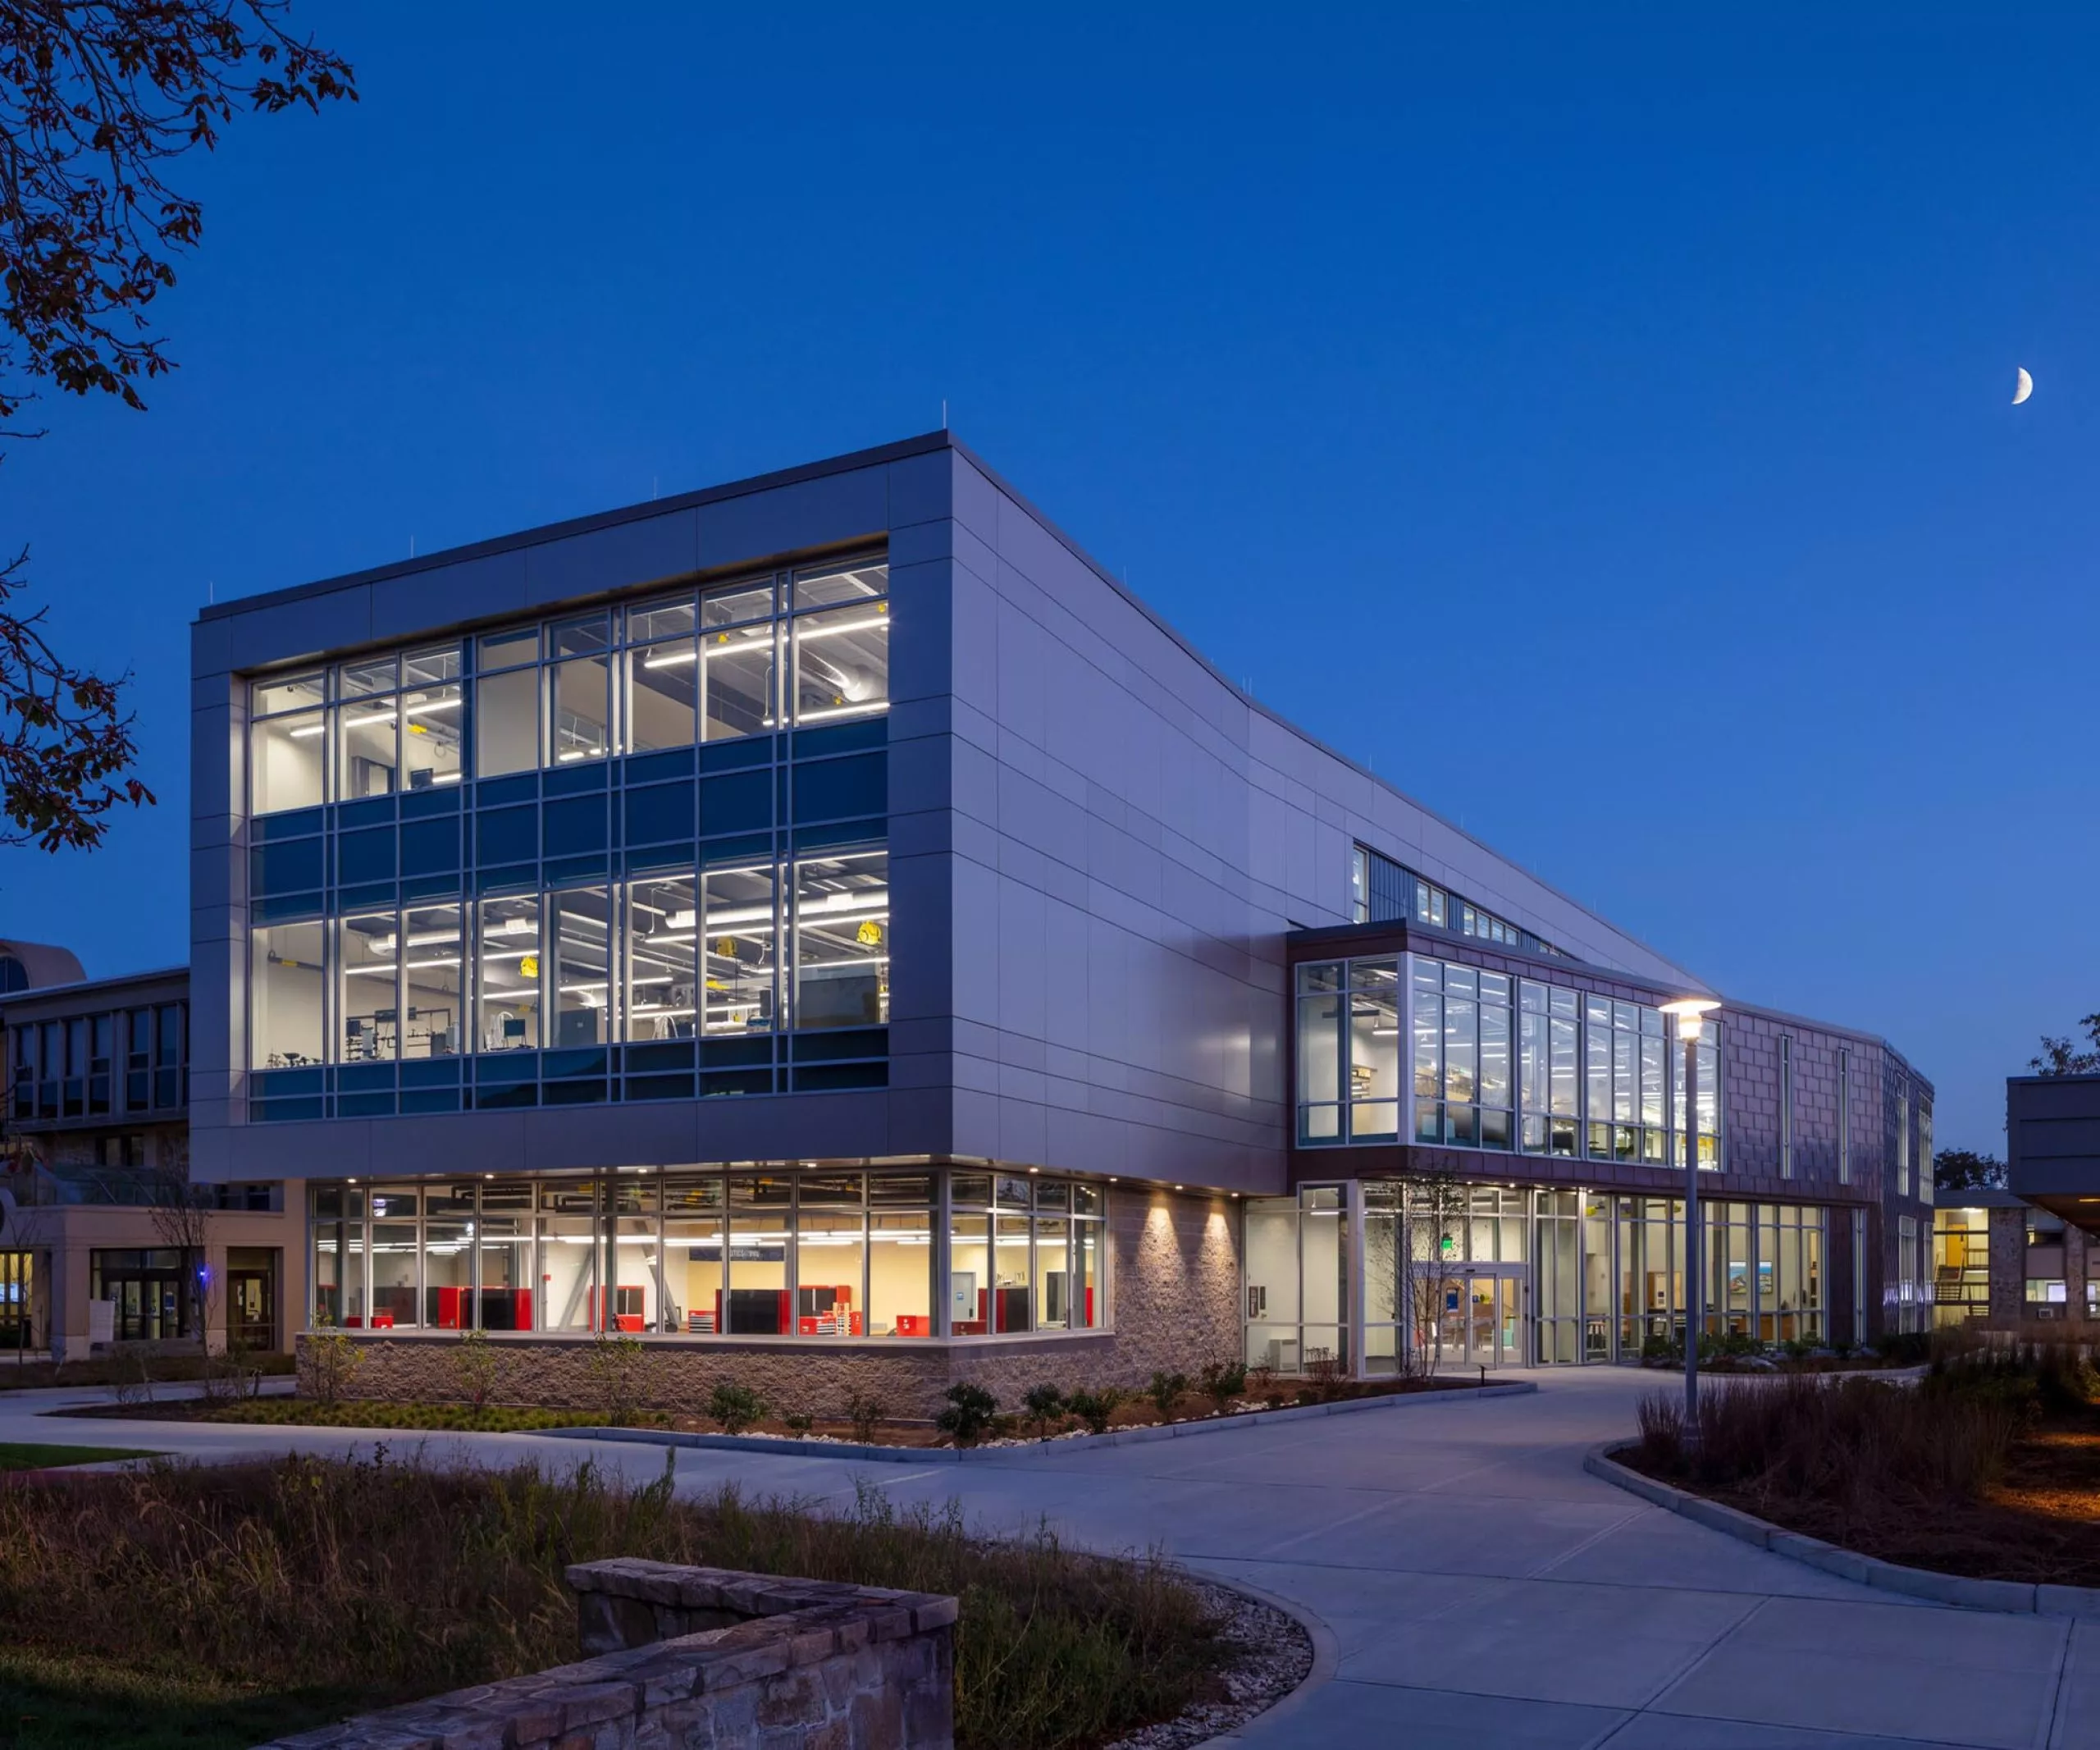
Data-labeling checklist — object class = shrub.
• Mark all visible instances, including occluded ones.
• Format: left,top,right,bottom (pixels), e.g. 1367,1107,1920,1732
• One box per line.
1145,1370,1189,1419
707,1382,768,1435
1879,1331,1933,1367
1305,1351,1347,1402
306,1323,363,1408
781,1406,815,1435
1924,1339,2099,1419
454,1329,498,1414
844,1389,888,1444
586,1333,646,1426
1022,1382,1068,1437
1198,1359,1247,1412
936,1382,999,1446
1066,1387,1123,1435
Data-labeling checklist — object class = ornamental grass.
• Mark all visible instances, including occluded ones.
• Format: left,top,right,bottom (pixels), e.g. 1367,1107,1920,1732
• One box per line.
0,1451,1226,1750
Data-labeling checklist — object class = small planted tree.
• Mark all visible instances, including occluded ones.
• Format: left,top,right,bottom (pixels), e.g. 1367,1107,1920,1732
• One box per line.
935,1382,998,1446
1022,1382,1067,1437
586,1333,645,1426
1145,1370,1189,1419
1396,1161,1469,1381
844,1389,887,1443
306,1310,363,1408
1066,1386,1123,1435
454,1329,498,1415
1198,1359,1248,1413
707,1382,767,1435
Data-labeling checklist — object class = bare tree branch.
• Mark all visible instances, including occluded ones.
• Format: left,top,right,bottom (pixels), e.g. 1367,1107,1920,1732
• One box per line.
0,2,354,852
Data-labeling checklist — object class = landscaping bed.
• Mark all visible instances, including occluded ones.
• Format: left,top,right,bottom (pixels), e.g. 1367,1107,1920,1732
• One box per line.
1622,1341,2100,1588
59,1362,1491,1446
1633,1331,1934,1373
0,1449,1276,1750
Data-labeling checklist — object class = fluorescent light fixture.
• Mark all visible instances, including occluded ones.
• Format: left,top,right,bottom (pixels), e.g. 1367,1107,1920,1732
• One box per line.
288,724,324,740
793,614,889,642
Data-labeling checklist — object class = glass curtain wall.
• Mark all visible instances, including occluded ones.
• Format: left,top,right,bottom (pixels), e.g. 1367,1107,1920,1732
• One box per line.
1299,953,1723,1167
1253,1185,1829,1372
1243,1184,1351,1373
249,560,888,818
307,1168,1098,1341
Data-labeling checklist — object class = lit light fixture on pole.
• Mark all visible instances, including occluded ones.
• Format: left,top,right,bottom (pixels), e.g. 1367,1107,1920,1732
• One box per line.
1659,997,1722,1444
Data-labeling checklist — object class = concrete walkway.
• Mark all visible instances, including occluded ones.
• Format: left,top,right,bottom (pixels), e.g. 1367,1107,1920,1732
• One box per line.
2,1366,2090,1748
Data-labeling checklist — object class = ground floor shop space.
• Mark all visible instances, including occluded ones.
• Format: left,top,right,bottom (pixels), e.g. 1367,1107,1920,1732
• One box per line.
1247,1181,1876,1373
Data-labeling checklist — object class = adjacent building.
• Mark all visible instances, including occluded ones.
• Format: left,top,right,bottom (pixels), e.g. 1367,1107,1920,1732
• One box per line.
1928,1073,2100,1335
0,965,303,1359
188,432,1937,1412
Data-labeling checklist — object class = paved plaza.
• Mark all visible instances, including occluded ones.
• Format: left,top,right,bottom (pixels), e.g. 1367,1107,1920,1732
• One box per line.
1,1366,2089,1748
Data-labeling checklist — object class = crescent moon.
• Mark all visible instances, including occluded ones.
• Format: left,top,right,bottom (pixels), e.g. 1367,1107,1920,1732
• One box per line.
2014,368,2034,404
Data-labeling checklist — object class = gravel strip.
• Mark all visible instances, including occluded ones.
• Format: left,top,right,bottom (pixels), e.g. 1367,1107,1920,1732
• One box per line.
1103,1578,1314,1750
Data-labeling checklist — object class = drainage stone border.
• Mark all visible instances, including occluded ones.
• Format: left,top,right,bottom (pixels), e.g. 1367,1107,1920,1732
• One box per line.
1586,1440,2100,1618
542,1380,1539,1465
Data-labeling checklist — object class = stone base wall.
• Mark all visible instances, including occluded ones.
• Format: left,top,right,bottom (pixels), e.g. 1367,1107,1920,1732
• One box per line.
262,1560,956,1750
298,1186,1244,1420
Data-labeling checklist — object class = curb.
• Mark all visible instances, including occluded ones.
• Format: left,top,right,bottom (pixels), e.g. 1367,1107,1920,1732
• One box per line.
1584,1440,2100,1617
1182,1568,1340,1749
546,1380,1541,1466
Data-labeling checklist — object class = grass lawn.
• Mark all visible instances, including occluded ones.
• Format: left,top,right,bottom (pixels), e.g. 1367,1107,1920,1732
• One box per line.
0,1443,159,1472
0,1646,360,1750
0,1354,293,1393
0,1450,1230,1750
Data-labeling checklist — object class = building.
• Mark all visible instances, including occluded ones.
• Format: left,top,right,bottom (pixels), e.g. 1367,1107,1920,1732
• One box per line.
0,965,303,1359
188,432,1936,1413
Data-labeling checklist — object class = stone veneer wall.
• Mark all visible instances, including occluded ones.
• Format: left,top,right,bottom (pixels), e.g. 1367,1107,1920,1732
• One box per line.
261,1559,956,1750
299,1186,1244,1419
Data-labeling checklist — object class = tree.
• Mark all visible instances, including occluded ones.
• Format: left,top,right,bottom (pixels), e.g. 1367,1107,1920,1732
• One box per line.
2032,1016,2100,1077
1390,1162,1469,1380
143,1140,215,1352
0,2,356,848
1934,1149,2006,1195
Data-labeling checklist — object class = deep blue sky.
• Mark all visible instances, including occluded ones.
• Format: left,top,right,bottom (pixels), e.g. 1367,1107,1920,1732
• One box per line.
9,4,2094,1152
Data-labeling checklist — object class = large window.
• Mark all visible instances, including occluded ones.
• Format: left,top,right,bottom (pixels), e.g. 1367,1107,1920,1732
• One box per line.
247,558,888,815
1414,961,1513,1149
792,848,888,1030
306,1167,1092,1341
253,921,324,1068
1933,1206,1990,1327
790,560,889,727
1298,952,1722,1167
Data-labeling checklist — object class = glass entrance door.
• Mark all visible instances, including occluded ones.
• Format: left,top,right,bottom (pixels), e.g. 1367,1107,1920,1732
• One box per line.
1437,1267,1527,1368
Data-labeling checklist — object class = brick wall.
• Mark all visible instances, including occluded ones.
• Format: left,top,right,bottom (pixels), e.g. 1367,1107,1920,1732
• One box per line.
300,1185,1244,1420
261,1560,956,1750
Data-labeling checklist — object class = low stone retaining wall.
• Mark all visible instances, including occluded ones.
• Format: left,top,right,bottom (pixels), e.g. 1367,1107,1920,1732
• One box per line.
258,1558,956,1749
299,1328,1141,1422
1586,1440,2100,1619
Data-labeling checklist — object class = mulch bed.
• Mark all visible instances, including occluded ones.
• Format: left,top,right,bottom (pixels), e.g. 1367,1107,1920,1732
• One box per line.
1104,1580,1312,1750
59,1373,1491,1445
1626,1420,2100,1588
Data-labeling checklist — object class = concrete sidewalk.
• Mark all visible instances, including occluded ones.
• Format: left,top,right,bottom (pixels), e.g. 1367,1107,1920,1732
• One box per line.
0,1365,2085,1748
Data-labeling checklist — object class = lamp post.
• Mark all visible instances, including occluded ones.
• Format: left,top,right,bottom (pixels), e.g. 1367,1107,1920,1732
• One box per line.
1660,998,1720,1444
